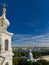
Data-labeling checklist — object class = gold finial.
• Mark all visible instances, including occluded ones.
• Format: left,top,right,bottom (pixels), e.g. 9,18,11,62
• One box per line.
0,3,8,21
1,3,8,14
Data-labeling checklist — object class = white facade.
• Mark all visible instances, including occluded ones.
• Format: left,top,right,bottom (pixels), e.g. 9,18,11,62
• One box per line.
0,4,14,65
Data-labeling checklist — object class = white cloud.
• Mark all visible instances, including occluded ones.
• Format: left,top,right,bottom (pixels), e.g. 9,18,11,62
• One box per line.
12,33,49,47
16,18,41,28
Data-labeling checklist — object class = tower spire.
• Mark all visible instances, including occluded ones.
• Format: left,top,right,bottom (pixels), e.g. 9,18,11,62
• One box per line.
1,3,7,15
1,3,7,21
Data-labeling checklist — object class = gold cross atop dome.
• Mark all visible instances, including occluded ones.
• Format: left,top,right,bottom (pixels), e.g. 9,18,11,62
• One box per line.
1,3,8,14
1,3,7,8
1,3,8,21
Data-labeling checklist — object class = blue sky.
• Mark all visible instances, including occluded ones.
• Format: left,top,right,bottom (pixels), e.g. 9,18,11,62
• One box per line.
0,0,49,47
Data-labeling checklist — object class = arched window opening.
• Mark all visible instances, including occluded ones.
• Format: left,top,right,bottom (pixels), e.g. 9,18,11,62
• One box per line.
5,62,9,65
5,39,9,51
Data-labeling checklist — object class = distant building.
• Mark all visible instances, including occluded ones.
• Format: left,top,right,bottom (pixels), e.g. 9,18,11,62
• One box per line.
27,49,35,62
27,49,49,62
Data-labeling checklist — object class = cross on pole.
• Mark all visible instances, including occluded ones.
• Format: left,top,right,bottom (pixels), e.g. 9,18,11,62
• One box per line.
1,3,8,8
0,3,8,26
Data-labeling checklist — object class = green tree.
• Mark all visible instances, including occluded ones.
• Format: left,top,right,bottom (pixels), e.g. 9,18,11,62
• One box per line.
33,62,42,65
25,61,33,65
18,59,26,65
37,60,49,65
